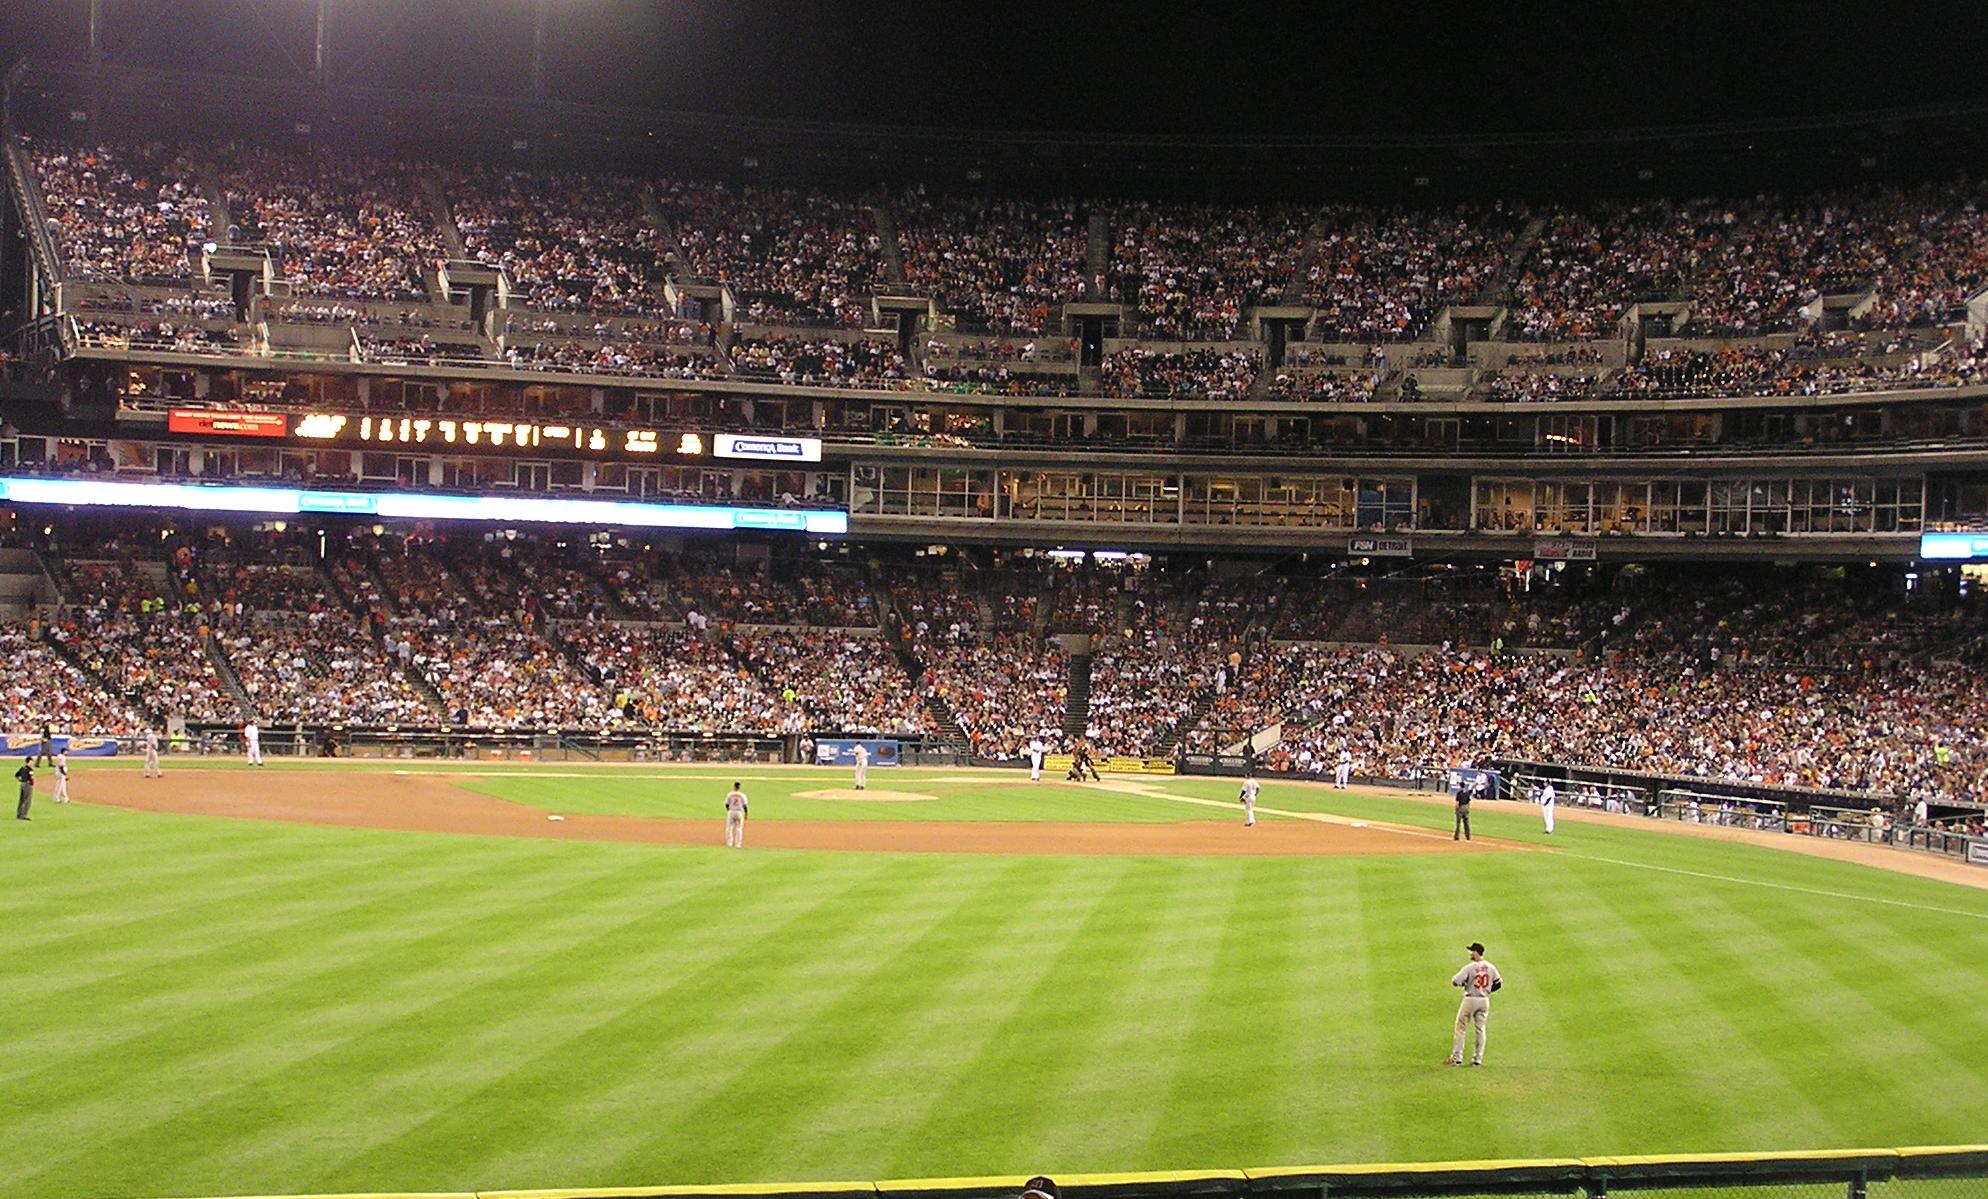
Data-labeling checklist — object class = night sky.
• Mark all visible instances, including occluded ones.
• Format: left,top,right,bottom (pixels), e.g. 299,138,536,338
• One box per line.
3,1,1987,138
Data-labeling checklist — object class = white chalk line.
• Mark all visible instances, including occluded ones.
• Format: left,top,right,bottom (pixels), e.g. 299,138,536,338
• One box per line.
1088,779,1471,844
1550,850,1988,923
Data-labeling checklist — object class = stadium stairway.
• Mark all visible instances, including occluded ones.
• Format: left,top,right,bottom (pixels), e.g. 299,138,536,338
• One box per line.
197,628,258,720
1084,210,1110,297
1155,683,1218,759
1484,212,1551,304
195,162,231,247
641,187,698,284
1283,217,1331,303
872,203,908,285
418,174,470,261
881,633,972,755
1062,652,1093,739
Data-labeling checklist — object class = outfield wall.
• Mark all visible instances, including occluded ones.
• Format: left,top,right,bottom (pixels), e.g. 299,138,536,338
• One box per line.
190,1146,1988,1199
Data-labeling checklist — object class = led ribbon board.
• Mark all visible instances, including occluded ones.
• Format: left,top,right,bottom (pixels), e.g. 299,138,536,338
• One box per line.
1920,532,1988,560
0,478,849,534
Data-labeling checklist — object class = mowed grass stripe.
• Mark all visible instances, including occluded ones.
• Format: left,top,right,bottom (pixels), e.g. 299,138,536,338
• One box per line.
1143,863,1295,1169
190,850,902,1195
2,827,530,1012
309,853,957,1195
1703,884,1988,1139
605,860,1089,1186
1586,865,1853,1147
581,855,1086,1186
7,846,744,1195
615,859,1060,1183
874,862,1181,1178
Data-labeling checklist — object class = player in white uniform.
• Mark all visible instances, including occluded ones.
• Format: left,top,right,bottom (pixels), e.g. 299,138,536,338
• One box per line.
724,783,748,847
1240,773,1259,827
1538,781,1556,834
243,720,263,766
852,743,870,791
1445,941,1503,1067
1027,737,1045,782
1335,748,1353,789
52,749,70,803
142,728,163,778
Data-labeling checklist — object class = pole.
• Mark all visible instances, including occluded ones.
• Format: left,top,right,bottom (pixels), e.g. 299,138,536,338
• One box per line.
530,0,548,99
314,0,329,86
88,0,103,68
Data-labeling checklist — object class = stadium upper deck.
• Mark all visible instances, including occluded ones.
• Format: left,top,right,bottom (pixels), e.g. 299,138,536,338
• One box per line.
10,71,1988,557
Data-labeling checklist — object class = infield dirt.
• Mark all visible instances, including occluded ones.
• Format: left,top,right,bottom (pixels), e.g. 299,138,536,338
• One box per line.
81,768,1509,857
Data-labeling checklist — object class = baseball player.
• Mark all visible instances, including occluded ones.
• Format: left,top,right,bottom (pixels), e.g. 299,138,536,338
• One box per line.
1027,736,1045,782
1240,773,1259,827
14,760,34,820
723,782,748,847
1445,941,1502,1067
1538,780,1556,834
852,742,870,791
243,720,263,766
142,728,163,778
52,749,69,804
1335,747,1353,789
1454,782,1474,841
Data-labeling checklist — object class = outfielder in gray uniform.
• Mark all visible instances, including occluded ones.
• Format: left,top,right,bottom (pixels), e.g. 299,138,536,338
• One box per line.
1446,941,1502,1066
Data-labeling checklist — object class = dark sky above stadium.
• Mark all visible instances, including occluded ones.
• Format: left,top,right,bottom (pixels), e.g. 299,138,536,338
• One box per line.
3,1,1987,138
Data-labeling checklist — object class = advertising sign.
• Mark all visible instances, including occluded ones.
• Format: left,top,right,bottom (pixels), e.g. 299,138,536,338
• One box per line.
1533,538,1598,562
1348,535,1413,558
813,738,901,766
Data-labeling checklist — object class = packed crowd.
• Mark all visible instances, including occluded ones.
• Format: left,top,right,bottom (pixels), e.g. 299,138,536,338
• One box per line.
26,138,211,282
731,630,931,736
671,561,876,628
1506,198,1730,340
1106,202,1308,340
445,164,666,314
51,560,239,722
1100,347,1261,399
898,193,1087,334
500,340,724,378
25,139,1988,353
917,632,1068,758
218,145,443,301
729,337,910,387
0,621,147,736
655,179,883,326
1304,204,1519,342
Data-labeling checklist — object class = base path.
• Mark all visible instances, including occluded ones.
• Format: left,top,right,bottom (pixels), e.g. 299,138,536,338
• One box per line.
82,770,1510,858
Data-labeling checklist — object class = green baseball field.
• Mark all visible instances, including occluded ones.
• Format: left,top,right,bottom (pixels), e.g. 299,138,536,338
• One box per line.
4,760,1986,1199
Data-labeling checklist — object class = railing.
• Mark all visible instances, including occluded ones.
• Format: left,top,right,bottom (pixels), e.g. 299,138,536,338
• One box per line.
133,1145,1988,1199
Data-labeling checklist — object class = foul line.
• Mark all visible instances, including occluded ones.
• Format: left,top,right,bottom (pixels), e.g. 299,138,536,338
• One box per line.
1553,850,1988,922
1101,780,1468,844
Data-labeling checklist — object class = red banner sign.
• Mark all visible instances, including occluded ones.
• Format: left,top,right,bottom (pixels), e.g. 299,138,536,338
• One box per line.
168,410,289,438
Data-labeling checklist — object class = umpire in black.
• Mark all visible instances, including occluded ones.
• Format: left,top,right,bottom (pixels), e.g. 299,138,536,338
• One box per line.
1454,775,1479,841
16,759,35,820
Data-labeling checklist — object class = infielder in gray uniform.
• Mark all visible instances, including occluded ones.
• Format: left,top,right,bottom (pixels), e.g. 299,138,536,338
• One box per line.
1446,941,1502,1066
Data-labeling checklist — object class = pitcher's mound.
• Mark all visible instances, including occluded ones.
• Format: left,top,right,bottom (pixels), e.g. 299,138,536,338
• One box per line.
796,788,937,802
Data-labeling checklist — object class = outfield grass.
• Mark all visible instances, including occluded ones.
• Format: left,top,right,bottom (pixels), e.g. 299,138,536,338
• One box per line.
3,765,1986,1199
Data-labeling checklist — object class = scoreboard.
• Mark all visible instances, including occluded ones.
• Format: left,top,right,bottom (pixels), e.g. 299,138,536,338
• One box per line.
166,409,823,464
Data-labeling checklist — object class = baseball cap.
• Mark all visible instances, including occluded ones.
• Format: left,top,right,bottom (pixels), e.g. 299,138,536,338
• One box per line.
1466,942,1485,954
1020,1178,1059,1199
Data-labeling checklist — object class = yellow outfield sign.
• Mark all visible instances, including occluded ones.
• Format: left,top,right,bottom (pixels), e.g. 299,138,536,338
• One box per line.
1043,755,1176,776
